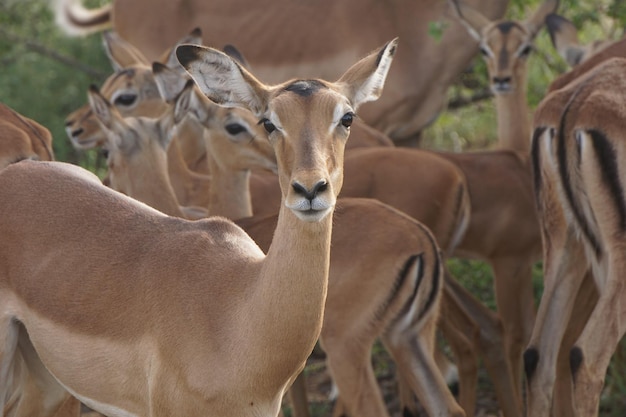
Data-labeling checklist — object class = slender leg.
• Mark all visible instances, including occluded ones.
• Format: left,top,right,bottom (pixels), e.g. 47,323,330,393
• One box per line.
524,231,589,417
445,273,522,417
287,372,310,417
490,256,537,403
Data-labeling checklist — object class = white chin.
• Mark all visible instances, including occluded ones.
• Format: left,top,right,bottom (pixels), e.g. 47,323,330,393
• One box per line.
292,208,332,222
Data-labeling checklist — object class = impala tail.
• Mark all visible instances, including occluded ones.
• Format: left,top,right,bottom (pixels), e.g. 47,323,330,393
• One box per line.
53,0,112,36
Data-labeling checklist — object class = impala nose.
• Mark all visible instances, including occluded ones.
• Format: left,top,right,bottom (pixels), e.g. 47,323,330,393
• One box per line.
292,180,328,202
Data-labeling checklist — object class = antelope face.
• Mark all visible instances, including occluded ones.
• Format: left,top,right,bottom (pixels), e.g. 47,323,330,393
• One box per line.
209,107,278,174
479,21,534,94
66,67,166,149
263,80,351,222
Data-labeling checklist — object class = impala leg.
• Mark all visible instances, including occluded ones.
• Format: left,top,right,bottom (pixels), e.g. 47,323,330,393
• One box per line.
12,324,79,417
438,287,480,417
524,233,589,417
491,256,536,404
287,372,310,417
570,254,626,417
444,273,522,417
320,335,390,417
382,309,466,417
0,313,20,413
552,272,597,417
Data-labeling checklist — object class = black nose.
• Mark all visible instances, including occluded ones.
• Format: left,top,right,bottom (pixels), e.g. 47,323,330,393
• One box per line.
71,128,84,137
492,76,511,85
292,180,328,201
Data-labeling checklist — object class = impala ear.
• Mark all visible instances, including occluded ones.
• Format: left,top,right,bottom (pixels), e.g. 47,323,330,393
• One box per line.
102,31,149,71
176,44,269,117
524,0,559,39
222,44,250,69
448,0,491,42
545,13,585,66
335,38,398,110
159,27,204,73
87,85,126,150
152,62,190,104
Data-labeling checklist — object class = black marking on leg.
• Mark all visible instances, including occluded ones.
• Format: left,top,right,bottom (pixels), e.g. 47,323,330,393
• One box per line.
376,254,421,322
523,347,540,382
570,346,583,380
402,407,418,417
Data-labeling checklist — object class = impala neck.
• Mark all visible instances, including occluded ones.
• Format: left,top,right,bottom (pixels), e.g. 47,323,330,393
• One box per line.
249,202,333,380
121,154,185,218
206,153,254,220
494,82,531,153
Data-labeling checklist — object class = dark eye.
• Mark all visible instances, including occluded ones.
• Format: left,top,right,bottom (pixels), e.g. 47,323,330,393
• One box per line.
224,123,247,135
519,45,532,57
260,118,276,134
114,94,137,107
479,46,489,57
341,112,354,128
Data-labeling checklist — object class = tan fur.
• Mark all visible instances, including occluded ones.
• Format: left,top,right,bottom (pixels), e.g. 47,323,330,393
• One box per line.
0,103,54,168
526,54,626,416
54,0,510,145
0,39,397,417
172,56,520,417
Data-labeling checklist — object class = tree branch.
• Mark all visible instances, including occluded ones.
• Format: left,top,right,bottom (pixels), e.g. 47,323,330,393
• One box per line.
0,28,106,79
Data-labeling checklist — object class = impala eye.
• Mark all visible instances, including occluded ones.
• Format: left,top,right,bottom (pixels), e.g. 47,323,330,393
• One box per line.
519,45,532,57
224,123,246,135
341,112,354,128
113,93,137,107
479,46,490,57
260,118,276,134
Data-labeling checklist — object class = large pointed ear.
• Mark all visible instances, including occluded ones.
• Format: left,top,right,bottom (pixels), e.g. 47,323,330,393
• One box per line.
152,62,190,104
159,27,204,72
448,0,491,42
102,31,149,71
335,38,398,110
176,44,269,117
545,13,584,66
222,44,250,69
524,0,560,39
87,85,125,149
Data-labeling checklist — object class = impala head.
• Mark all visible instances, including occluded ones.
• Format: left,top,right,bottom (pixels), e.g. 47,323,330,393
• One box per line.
87,84,175,194
153,61,277,174
451,0,558,94
65,28,202,150
177,38,397,222
545,13,616,67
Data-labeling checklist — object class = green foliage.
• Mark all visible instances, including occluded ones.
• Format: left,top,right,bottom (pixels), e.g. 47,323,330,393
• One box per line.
0,0,110,166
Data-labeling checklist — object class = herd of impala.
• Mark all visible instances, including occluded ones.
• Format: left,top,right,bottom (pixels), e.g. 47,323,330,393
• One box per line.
1,0,625,416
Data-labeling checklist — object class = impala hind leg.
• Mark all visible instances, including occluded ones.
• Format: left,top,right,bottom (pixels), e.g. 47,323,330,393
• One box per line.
382,308,465,417
524,235,589,417
491,257,537,404
438,288,480,416
570,255,626,416
321,335,390,417
444,273,522,417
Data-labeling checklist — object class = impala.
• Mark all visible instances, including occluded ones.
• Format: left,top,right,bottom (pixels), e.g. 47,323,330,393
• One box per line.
0,38,397,417
525,52,626,415
175,52,523,417
89,71,466,417
438,0,560,405
0,102,54,168
64,28,212,208
53,0,510,146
